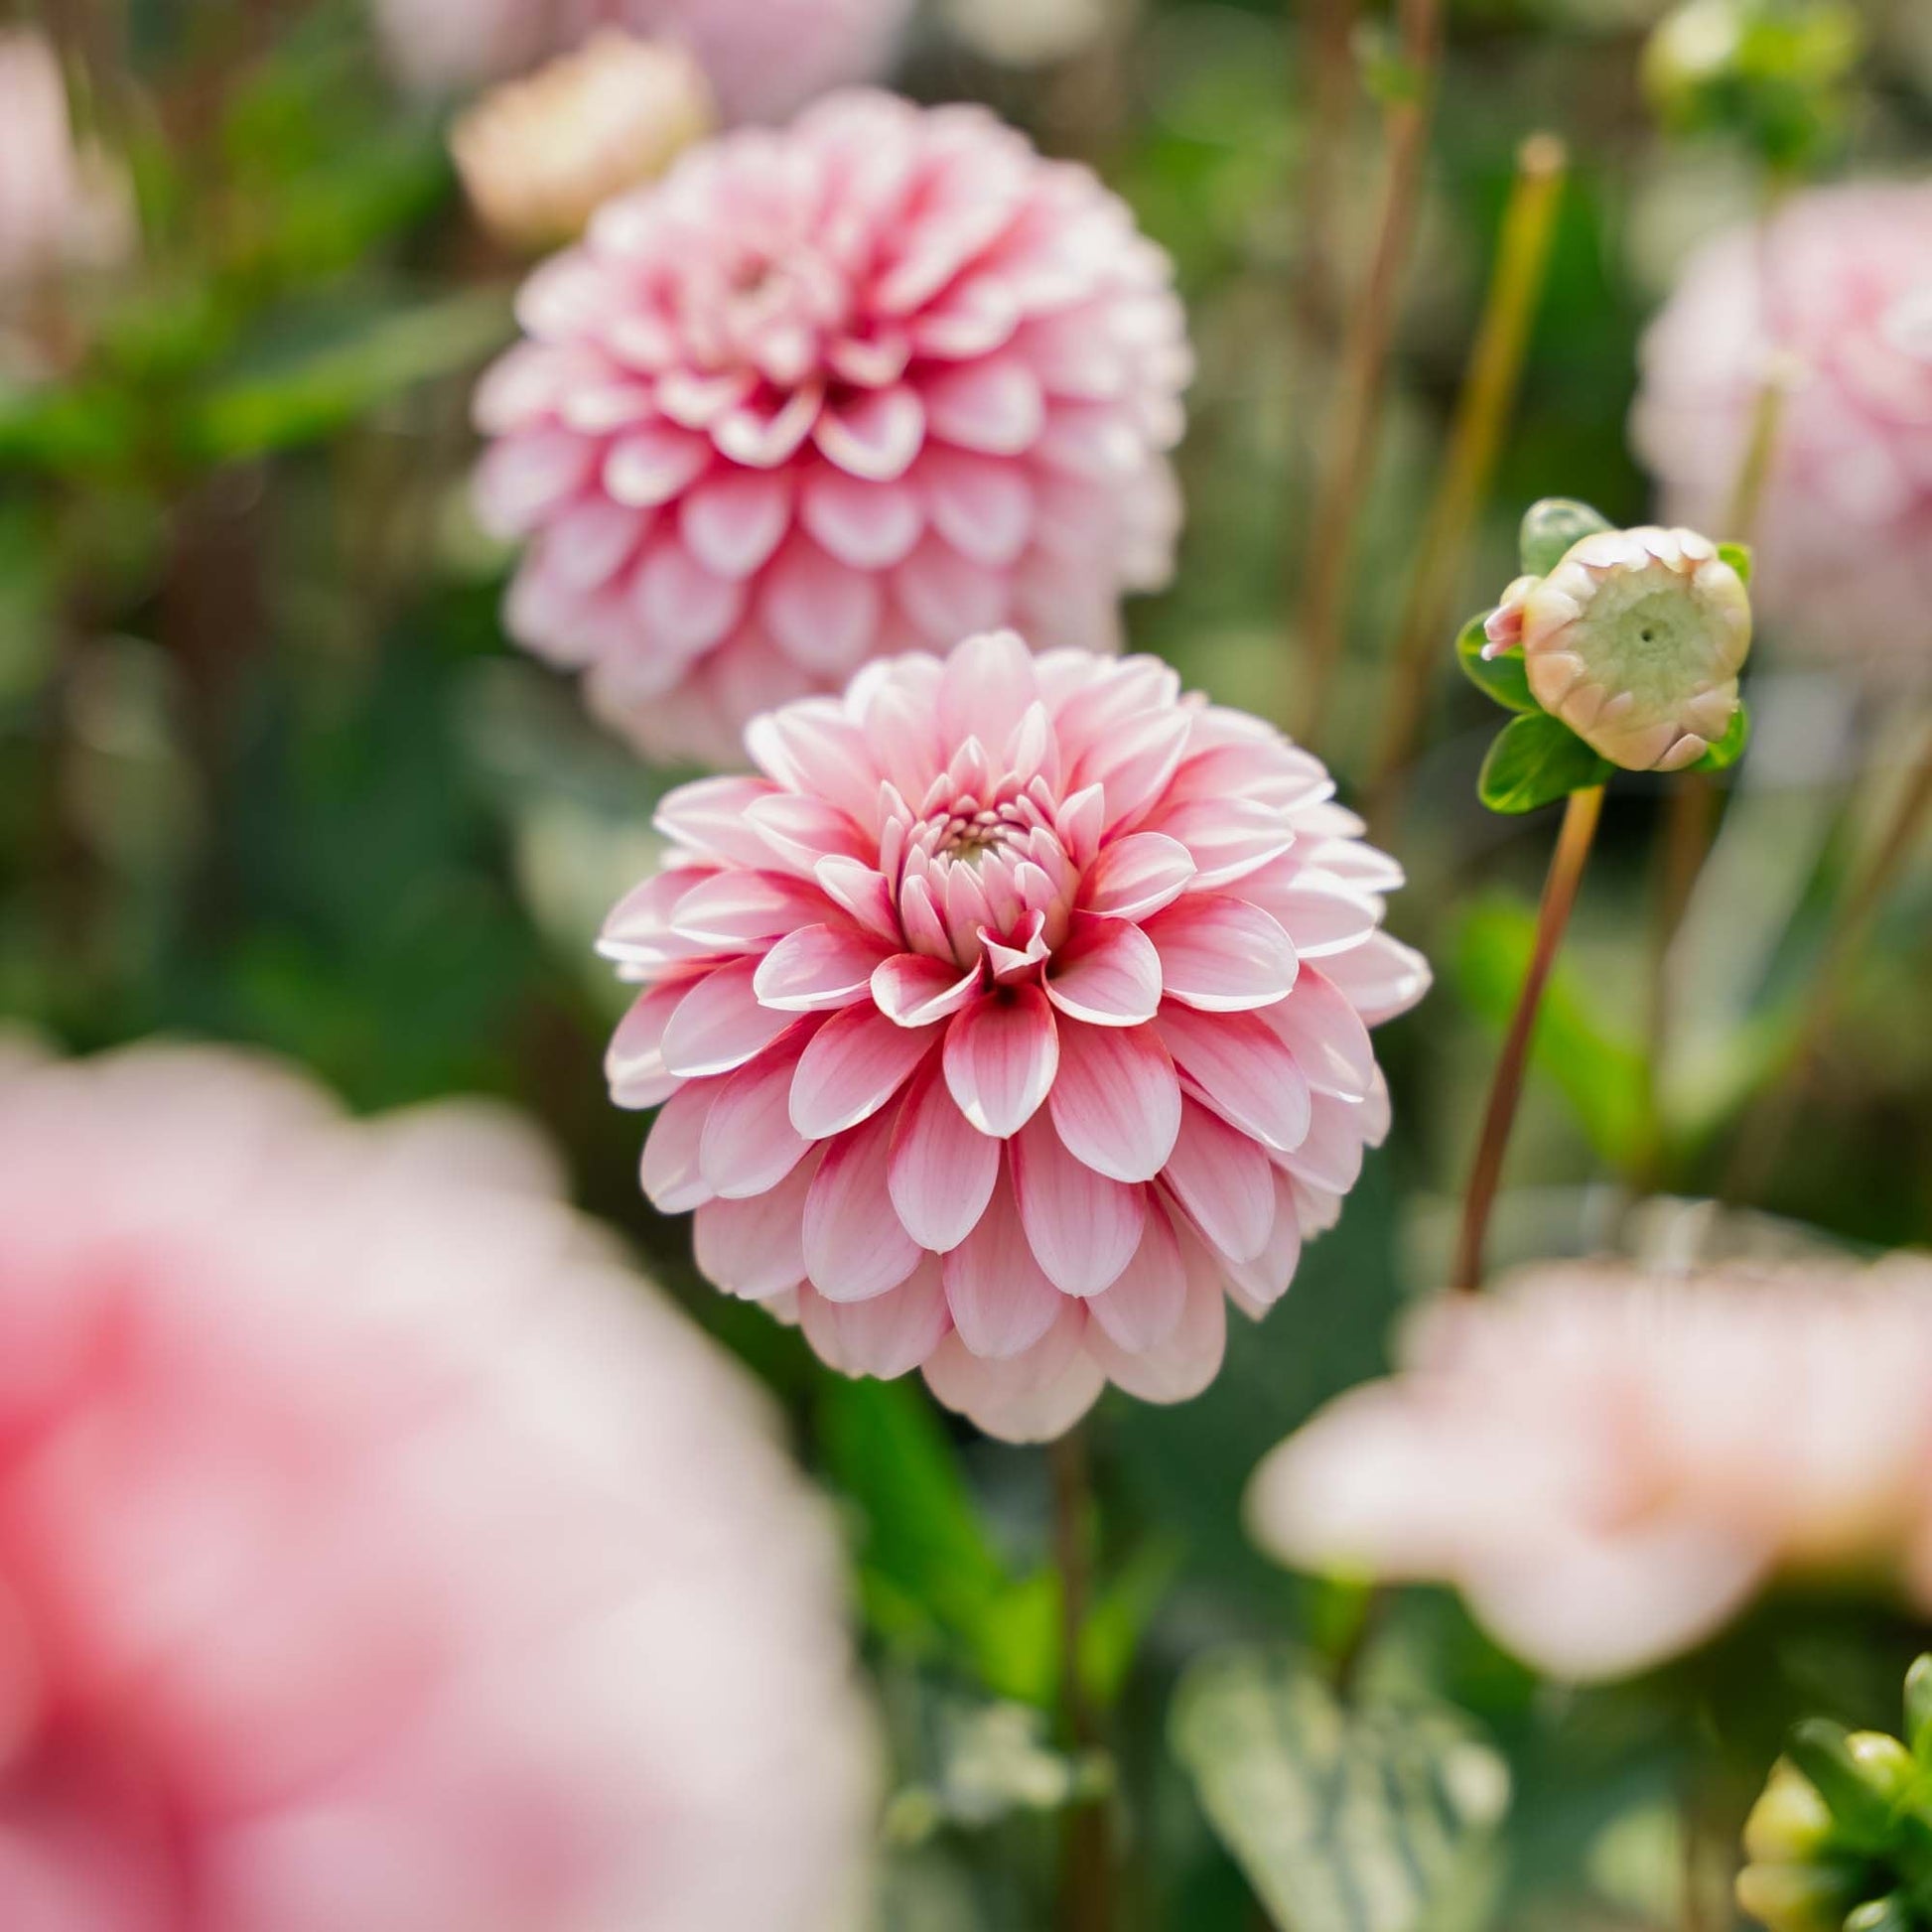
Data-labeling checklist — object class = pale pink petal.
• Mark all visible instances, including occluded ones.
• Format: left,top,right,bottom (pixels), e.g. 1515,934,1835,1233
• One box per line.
790,1006,941,1141
754,923,894,1012
800,467,924,570
760,536,886,676
802,1110,923,1303
605,423,711,507
1156,1005,1311,1154
872,952,983,1028
668,871,828,949
660,960,798,1079
1085,1232,1227,1403
1313,929,1433,1025
1010,1112,1146,1296
1224,1173,1304,1314
1087,1202,1187,1352
1261,969,1376,1101
923,355,1044,455
1080,833,1195,919
639,1079,719,1213
943,988,1059,1138
922,1303,1104,1443
1145,796,1297,888
940,1178,1066,1358
1044,915,1161,1027
698,1027,815,1198
799,1260,952,1380
1047,1022,1180,1182
936,627,1039,750
678,468,794,579
693,1150,821,1298
1142,894,1299,1013
606,982,689,1109
1160,1098,1274,1263
919,448,1035,567
888,1058,1001,1252
813,385,924,483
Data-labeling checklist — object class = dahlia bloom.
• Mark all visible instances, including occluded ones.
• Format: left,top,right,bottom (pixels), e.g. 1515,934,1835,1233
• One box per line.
1632,183,1932,685
375,0,911,126
474,90,1190,763
1248,1255,1932,1682
601,631,1429,1442
0,1041,874,1931
1482,524,1751,771
451,33,716,251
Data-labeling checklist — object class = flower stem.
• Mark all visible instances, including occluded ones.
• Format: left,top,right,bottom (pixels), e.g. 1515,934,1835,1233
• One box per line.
1291,0,1444,744
1052,1424,1110,1932
1294,0,1362,356
1723,716,1932,1199
1365,133,1567,831
1451,783,1604,1293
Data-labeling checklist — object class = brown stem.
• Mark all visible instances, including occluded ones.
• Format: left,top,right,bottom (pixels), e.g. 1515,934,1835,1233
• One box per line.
1723,717,1932,1199
1295,0,1362,356
1451,783,1604,1293
1290,0,1444,744
1052,1425,1110,1932
1365,132,1568,830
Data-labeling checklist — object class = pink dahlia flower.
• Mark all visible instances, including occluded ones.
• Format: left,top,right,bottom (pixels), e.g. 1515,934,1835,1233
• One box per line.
0,1041,874,1931
474,90,1190,764
1631,183,1932,684
375,0,912,124
601,631,1429,1442
1249,1255,1932,1682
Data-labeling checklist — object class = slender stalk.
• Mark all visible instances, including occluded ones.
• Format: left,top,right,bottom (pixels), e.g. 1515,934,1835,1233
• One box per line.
1365,132,1568,829
1052,1426,1110,1932
1451,784,1604,1293
1291,0,1445,744
1724,716,1932,1199
1295,0,1362,356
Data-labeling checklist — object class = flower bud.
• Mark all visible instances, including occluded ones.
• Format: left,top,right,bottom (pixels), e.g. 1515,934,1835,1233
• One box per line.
451,32,715,252
1482,525,1750,772
1744,1761,1837,1865
1735,1859,1865,1932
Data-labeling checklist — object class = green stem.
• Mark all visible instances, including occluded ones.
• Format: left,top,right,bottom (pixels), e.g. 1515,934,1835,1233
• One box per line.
1053,1425,1110,1932
1291,0,1445,745
1451,784,1604,1293
1366,131,1568,832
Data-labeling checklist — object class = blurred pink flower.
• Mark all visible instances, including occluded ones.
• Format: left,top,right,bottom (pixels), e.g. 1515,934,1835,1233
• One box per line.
601,631,1429,1442
0,1041,875,1932
1248,1256,1932,1681
474,90,1190,763
1632,183,1932,684
376,0,911,127
0,31,132,293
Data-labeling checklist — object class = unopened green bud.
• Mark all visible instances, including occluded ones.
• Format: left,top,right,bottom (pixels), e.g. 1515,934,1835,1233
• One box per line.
1735,1859,1866,1932
1745,1760,1838,1865
1845,1894,1915,1932
1903,1656,1932,1765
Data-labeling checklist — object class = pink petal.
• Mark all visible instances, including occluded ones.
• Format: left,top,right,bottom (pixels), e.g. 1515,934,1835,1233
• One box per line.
1245,872,1383,959
1156,1006,1311,1154
654,774,783,869
919,448,1035,567
668,870,827,948
715,381,822,469
888,1058,1001,1252
760,535,885,676
894,536,1011,642
1010,1112,1146,1296
659,960,797,1079
800,467,924,569
754,923,893,1012
606,981,688,1109
1044,915,1162,1027
692,1151,821,1299
474,432,595,538
803,1110,923,1303
1081,833,1195,920
872,952,983,1028
1088,1202,1187,1352
1224,1173,1304,1314
936,627,1039,751
790,1006,941,1140
798,1260,951,1380
697,1027,815,1197
1143,894,1299,1013
1047,1022,1181,1182
1085,1232,1228,1403
639,1079,718,1212
940,1179,1065,1358
813,384,925,483
921,1303,1103,1443
923,356,1044,455
744,703,883,826
1146,797,1296,888
742,791,872,874
1075,706,1193,831
1160,1099,1275,1263
943,988,1059,1138
1312,929,1433,1026
678,468,794,579
630,540,746,657
812,855,901,942
1261,969,1376,1101
604,422,710,507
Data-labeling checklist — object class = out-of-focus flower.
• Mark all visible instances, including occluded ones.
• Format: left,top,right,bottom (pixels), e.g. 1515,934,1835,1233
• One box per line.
1480,525,1751,771
940,0,1109,70
0,31,133,293
375,0,912,126
0,1040,875,1931
452,32,715,251
600,630,1428,1442
473,90,1191,763
1632,185,1932,686
1248,1255,1932,1682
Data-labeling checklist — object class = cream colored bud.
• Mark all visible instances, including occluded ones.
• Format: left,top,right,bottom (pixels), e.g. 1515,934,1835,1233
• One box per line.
451,33,716,253
1515,525,1751,771
1735,1860,1861,1932
1743,1761,1837,1865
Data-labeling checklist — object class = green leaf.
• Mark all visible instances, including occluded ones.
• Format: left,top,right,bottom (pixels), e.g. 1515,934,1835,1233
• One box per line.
1476,712,1612,814
1454,613,1536,713
1453,896,1648,1170
1518,496,1612,576
1719,540,1753,584
1171,1644,1510,1932
1689,700,1751,772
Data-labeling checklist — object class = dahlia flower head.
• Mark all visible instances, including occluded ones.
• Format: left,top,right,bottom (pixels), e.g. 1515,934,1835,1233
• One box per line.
1632,183,1932,685
1249,1254,1932,1683
474,89,1191,764
1483,524,1751,771
601,631,1430,1443
375,0,912,124
0,1040,874,1932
